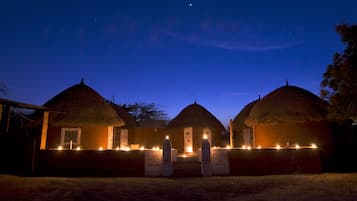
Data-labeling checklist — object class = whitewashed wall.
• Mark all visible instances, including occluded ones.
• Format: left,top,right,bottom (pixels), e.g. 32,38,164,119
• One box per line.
145,150,162,177
211,149,230,175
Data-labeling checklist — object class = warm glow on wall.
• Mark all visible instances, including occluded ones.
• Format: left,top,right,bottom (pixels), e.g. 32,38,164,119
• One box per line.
58,146,63,150
203,134,208,139
242,145,246,149
116,147,120,150
98,147,103,151
257,146,262,149
76,147,81,151
295,144,300,149
311,144,317,149
152,146,160,151
226,145,231,149
140,146,145,151
247,146,251,150
186,146,193,153
276,144,281,150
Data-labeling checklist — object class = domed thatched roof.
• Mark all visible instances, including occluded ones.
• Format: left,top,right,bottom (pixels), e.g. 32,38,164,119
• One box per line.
44,81,124,127
245,85,327,125
110,103,136,128
167,102,225,131
233,99,259,131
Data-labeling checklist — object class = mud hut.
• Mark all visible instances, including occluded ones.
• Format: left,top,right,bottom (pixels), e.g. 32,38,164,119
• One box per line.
110,103,136,149
167,102,226,153
232,99,259,147
245,85,332,149
43,81,124,150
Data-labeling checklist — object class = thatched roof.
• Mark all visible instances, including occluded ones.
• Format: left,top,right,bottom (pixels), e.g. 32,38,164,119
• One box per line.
44,81,124,127
245,85,328,125
110,103,136,128
167,102,225,131
233,99,259,132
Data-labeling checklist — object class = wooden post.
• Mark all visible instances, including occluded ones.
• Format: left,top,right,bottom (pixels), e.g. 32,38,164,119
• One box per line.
107,125,114,149
4,106,11,133
0,104,2,122
40,111,49,150
229,119,234,148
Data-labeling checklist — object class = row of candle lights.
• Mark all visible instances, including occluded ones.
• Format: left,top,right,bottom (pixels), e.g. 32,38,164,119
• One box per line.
56,135,317,151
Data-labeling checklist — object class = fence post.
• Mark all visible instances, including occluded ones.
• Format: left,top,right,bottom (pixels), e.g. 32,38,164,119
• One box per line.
201,138,212,176
162,136,173,176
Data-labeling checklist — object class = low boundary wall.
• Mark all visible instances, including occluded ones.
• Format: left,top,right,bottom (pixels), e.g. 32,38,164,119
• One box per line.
211,148,322,176
36,150,146,176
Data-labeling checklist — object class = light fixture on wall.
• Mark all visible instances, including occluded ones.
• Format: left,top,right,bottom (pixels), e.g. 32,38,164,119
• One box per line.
311,144,317,149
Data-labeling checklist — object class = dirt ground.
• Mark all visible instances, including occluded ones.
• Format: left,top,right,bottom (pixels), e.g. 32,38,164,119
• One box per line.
1,173,357,201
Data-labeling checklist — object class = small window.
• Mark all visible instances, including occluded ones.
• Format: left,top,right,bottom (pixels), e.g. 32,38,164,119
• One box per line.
61,128,81,146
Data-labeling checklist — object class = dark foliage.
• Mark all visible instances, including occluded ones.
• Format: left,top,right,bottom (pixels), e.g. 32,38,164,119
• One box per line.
321,24,357,123
122,102,168,126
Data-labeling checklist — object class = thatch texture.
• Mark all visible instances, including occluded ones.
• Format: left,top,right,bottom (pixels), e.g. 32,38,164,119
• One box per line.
233,99,259,132
110,103,136,128
246,86,328,125
44,81,123,127
167,102,225,131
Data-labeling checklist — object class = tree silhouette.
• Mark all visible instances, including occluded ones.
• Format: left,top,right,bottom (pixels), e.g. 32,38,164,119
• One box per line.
122,102,168,126
321,24,357,123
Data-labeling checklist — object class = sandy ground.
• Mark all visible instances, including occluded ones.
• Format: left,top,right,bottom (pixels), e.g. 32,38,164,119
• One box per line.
1,174,357,201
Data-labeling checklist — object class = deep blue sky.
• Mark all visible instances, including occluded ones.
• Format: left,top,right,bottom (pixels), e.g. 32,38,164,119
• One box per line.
1,0,356,126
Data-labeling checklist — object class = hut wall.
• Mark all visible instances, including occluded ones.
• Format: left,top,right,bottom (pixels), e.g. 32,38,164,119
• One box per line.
113,127,135,148
46,127,62,149
133,128,168,149
46,125,110,150
167,127,226,153
254,122,332,149
80,125,108,149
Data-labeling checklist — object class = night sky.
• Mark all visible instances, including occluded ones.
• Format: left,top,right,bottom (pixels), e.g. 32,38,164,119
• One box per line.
1,0,357,126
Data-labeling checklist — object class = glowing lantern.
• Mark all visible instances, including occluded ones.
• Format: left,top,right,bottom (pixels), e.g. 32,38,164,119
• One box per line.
226,145,231,149
276,144,281,150
140,146,145,151
242,145,246,150
152,146,160,151
203,134,208,140
58,146,63,150
116,147,120,151
257,146,262,149
76,147,81,151
165,135,169,140
247,146,251,150
98,147,103,151
186,146,193,153
311,144,317,149
295,144,300,149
